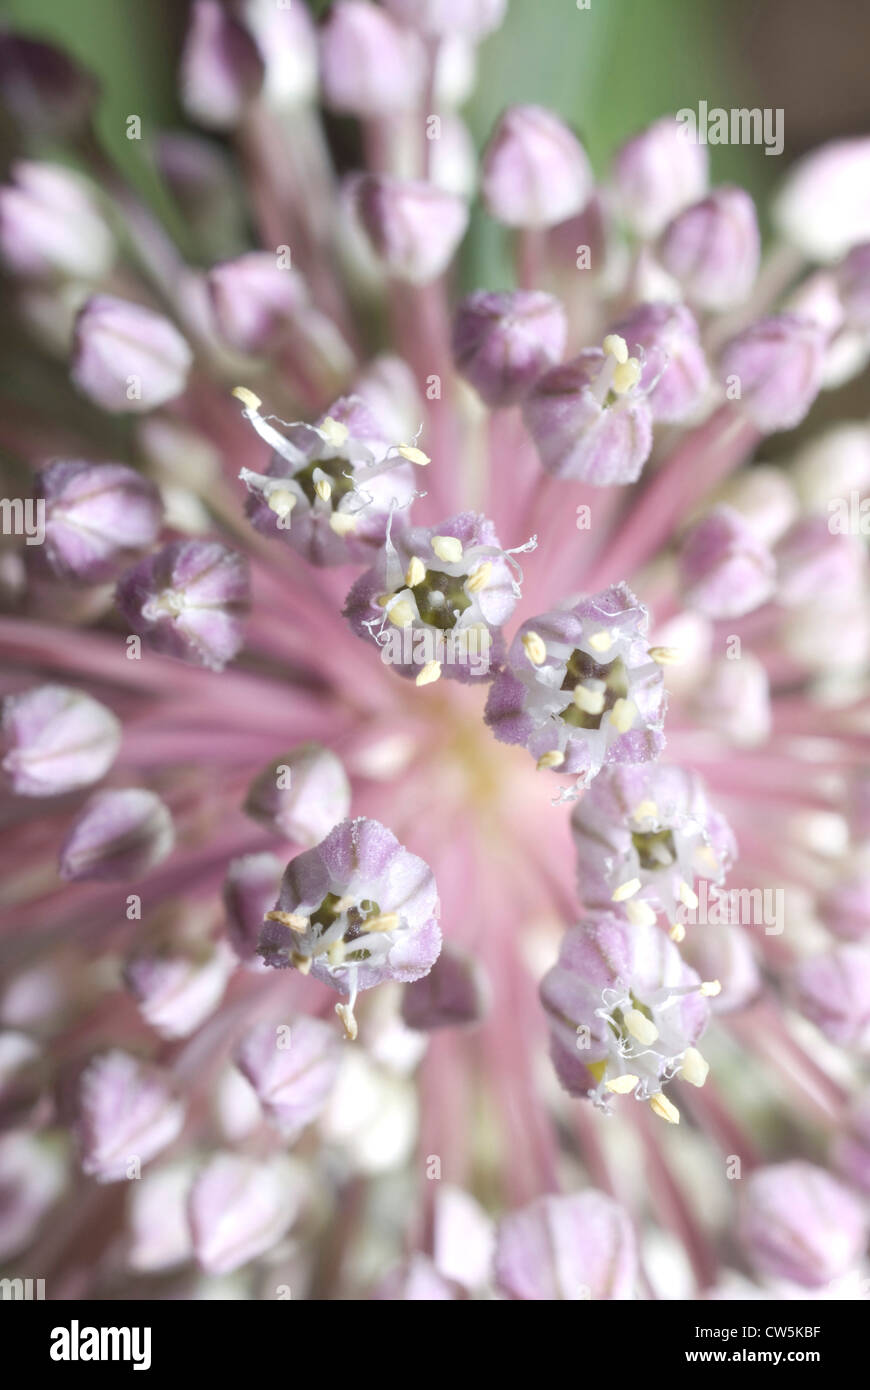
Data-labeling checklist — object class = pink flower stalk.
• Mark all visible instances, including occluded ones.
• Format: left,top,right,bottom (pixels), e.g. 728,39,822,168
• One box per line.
2,5,870,1307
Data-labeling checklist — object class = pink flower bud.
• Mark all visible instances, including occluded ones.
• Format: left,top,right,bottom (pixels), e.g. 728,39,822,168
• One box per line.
495,1191,638,1300
128,1160,196,1271
482,105,593,229
223,852,283,963
833,1093,870,1194
401,943,489,1030
612,116,708,240
372,1254,458,1299
76,1050,185,1183
35,460,163,585
244,742,351,846
124,935,236,1040
774,137,870,262
608,301,710,422
207,251,308,355
235,1016,341,1138
188,1152,298,1274
433,1184,495,1290
793,943,870,1048
180,0,264,131
452,290,567,407
383,0,506,37
0,162,114,281
72,295,193,414
718,314,825,432
791,422,870,514
849,774,870,847
352,353,424,441
2,684,120,797
659,187,760,311
523,351,653,484
0,1132,66,1261
694,653,771,747
59,787,175,882
321,2,424,117
682,923,762,1013
243,0,318,108
679,506,776,619
0,33,97,138
835,241,870,330
775,517,866,607
349,174,468,285
116,539,250,671
429,112,477,200
820,871,870,942
719,463,799,546
739,1161,867,1287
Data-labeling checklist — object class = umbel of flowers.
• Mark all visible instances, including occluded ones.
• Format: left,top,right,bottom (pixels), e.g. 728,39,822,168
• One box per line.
1,0,870,1300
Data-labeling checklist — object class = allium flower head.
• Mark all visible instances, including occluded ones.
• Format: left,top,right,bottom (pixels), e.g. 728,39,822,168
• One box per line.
3,0,870,1309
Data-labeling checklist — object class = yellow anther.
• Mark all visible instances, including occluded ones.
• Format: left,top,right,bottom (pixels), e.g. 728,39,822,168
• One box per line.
669,921,686,943
466,561,492,593
649,645,684,666
625,1008,659,1046
329,512,356,537
363,912,400,934
626,899,657,928
397,444,429,466
388,599,415,628
679,880,699,911
612,357,642,394
267,489,296,520
335,1001,358,1041
376,593,392,608
332,896,356,913
536,750,565,771
650,1093,680,1124
264,909,308,934
633,800,659,822
681,1047,709,1088
327,940,345,968
292,952,312,976
405,556,426,587
431,535,463,564
573,683,606,716
700,980,722,997
314,476,332,502
522,631,547,665
612,877,642,902
588,630,613,653
605,1073,639,1094
415,660,442,687
319,416,349,448
603,334,629,364
232,386,262,411
609,698,636,733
